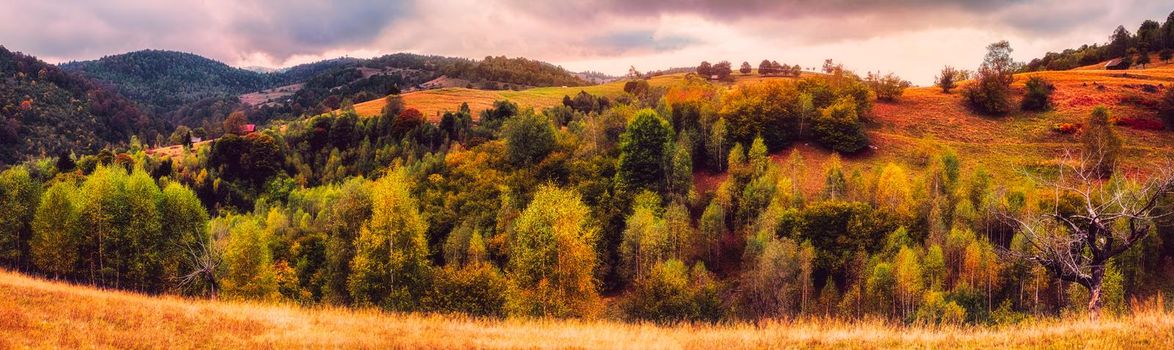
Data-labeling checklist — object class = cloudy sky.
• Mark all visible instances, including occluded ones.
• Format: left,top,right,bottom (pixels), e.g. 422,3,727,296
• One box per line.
1,0,1170,84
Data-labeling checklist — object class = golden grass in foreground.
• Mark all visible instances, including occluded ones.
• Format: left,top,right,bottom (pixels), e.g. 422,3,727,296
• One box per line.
2,270,1172,349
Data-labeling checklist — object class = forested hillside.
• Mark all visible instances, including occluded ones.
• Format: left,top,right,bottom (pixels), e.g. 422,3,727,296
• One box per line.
60,50,278,115
0,46,156,166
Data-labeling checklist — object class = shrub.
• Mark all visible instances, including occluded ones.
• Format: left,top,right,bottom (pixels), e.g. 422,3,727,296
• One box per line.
935,66,962,93
1159,87,1174,127
1020,76,1054,111
622,259,724,323
1112,116,1165,130
914,291,966,325
424,264,509,317
1053,122,1082,134
865,72,911,102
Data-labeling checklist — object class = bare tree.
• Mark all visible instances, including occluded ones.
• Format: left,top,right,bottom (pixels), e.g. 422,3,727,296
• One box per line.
179,234,222,300
1005,151,1174,319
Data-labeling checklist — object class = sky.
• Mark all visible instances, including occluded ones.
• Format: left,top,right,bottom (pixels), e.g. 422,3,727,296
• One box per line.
1,0,1171,85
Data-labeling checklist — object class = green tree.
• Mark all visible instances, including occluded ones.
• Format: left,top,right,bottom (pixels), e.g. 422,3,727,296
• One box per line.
741,235,804,318
622,259,723,323
322,178,371,304
893,246,924,319
621,191,669,283
1081,106,1121,178
865,72,912,102
503,111,556,167
348,168,431,310
617,109,671,194
508,185,599,317
0,166,40,267
698,199,725,267
221,218,278,301
75,165,130,287
159,183,209,286
720,80,803,150
122,169,164,290
822,153,847,200
667,138,694,199
963,41,1016,115
30,181,79,277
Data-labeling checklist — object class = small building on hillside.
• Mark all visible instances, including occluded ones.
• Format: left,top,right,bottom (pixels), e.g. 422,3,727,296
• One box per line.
244,124,256,134
1105,58,1130,70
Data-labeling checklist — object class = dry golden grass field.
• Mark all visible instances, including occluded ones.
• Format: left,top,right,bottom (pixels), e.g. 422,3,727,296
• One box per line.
2,269,1172,349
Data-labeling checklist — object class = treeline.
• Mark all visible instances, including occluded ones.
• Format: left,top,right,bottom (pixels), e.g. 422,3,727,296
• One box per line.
1025,11,1174,71
3,65,1171,325
0,46,157,166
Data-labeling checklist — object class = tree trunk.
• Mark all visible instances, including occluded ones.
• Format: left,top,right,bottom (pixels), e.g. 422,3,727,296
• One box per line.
1087,265,1106,320
1087,283,1103,320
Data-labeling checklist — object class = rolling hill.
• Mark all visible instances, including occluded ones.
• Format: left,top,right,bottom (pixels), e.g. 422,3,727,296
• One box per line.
2,269,1171,349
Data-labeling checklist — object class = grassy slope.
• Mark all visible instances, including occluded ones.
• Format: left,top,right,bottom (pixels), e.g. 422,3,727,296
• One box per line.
3,270,1172,349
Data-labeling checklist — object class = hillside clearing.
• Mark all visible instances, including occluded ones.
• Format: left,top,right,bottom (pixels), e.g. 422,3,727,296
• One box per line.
1,270,1171,349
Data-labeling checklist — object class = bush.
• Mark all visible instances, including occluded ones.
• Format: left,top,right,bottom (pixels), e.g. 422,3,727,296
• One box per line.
1020,76,1054,111
1159,87,1174,127
865,72,911,102
622,259,724,323
914,291,966,325
1053,122,1082,134
1112,116,1165,130
935,66,962,93
424,264,509,317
